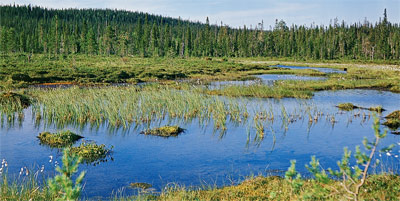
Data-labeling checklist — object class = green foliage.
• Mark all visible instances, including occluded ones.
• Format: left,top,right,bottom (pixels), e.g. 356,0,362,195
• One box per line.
37,130,83,148
141,125,185,137
337,103,357,111
285,160,303,193
305,156,329,184
48,148,86,201
70,141,112,164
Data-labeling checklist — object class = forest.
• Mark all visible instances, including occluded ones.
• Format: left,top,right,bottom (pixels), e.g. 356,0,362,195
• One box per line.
0,4,399,60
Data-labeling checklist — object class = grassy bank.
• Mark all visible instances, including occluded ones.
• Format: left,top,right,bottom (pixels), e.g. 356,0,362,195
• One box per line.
207,66,400,98
155,174,400,201
2,54,400,88
1,54,314,88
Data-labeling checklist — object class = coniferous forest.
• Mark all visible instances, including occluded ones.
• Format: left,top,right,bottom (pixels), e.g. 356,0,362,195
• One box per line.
0,4,399,60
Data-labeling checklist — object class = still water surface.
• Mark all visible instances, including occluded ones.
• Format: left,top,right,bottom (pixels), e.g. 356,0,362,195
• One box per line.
1,70,399,198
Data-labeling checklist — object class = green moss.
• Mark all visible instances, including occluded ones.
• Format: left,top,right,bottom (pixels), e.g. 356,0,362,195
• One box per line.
337,103,358,111
382,119,400,130
385,110,400,119
70,141,112,164
368,106,385,113
130,182,152,189
383,110,400,130
38,130,83,148
141,125,185,137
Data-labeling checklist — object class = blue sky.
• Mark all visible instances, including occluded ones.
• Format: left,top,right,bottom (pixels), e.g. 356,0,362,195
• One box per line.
2,0,399,28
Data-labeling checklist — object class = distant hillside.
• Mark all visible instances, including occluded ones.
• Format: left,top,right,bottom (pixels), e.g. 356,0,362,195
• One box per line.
0,5,399,60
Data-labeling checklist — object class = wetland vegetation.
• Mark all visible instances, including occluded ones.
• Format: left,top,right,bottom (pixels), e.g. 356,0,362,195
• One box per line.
38,130,83,148
1,4,400,201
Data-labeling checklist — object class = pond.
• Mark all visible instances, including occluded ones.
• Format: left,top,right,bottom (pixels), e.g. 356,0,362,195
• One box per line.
209,74,326,89
273,65,347,74
1,89,399,198
1,65,399,198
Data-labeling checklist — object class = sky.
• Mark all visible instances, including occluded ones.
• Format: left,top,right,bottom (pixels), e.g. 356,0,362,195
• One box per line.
1,0,399,29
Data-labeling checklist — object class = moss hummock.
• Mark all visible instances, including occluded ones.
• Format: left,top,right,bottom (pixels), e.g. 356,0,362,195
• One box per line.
38,130,83,148
130,182,152,189
70,141,112,163
383,110,400,130
337,103,358,111
385,110,400,119
141,125,185,137
337,103,385,112
383,119,400,130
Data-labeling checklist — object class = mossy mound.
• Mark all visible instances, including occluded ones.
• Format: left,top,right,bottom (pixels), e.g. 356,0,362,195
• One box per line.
385,110,400,119
70,141,112,164
368,106,385,113
391,131,400,135
0,92,31,109
337,103,385,113
38,130,83,148
337,103,358,111
141,125,185,137
130,182,152,189
382,119,400,130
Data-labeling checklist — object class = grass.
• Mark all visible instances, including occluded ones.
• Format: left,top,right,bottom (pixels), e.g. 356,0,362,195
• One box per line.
0,172,54,200
0,91,31,112
141,125,185,137
37,130,83,148
207,84,314,99
0,54,290,87
156,174,400,201
2,173,399,200
206,66,400,98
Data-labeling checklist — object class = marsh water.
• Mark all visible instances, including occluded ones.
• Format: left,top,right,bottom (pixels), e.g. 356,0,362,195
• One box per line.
1,67,400,198
209,65,343,88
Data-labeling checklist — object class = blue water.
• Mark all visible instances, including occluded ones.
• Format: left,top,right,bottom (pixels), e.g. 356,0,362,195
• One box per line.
274,65,347,74
1,90,400,198
209,74,326,88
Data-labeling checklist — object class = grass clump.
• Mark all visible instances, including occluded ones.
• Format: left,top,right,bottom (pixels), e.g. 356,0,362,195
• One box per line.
130,182,152,190
70,141,112,164
141,125,185,137
337,103,358,111
37,130,83,148
207,85,313,99
0,92,31,110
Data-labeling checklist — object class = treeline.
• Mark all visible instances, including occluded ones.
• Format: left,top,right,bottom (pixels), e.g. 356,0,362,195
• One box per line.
0,5,399,60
